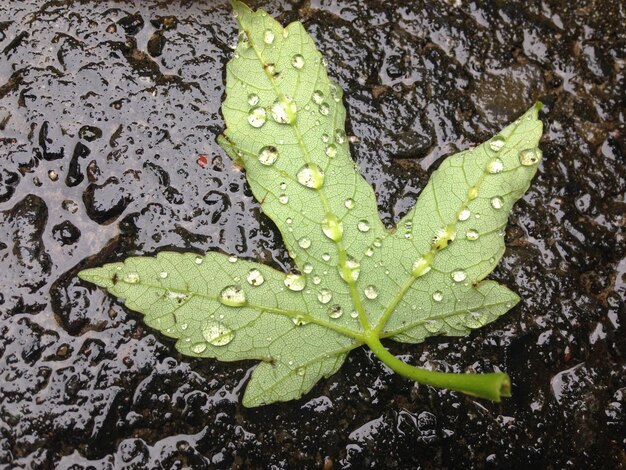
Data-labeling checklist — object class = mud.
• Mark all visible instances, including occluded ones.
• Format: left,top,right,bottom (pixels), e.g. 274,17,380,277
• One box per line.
0,0,624,468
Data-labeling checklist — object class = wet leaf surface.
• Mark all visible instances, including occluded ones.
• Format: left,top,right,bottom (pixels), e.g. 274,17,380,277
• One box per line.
0,0,624,468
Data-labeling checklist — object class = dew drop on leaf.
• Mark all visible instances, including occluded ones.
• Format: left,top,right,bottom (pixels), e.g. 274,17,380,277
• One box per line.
465,311,486,329
312,275,321,285
219,285,247,307
319,102,330,115
488,158,504,174
325,144,337,157
340,258,360,282
312,90,324,104
519,148,542,166
202,320,235,346
246,269,265,286
334,129,346,144
194,256,204,265
344,198,355,209
291,54,304,69
159,271,168,279
468,186,479,200
452,270,467,282
191,343,207,354
458,208,471,221
292,315,309,326
321,214,343,241
124,272,140,284
489,136,505,151
490,196,504,209
466,229,480,241
432,291,443,302
364,285,378,300
296,163,325,189
317,288,332,304
296,367,305,376
321,253,331,262
271,97,297,124
328,304,343,319
321,133,329,143
298,237,312,249
247,93,259,106
424,319,443,333
258,146,279,166
248,107,267,127
303,263,314,274
357,220,370,232
284,273,306,291
412,254,433,278
278,194,289,204
263,29,275,44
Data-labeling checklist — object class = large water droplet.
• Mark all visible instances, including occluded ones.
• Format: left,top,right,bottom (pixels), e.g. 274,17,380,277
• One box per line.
317,289,332,304
247,93,259,106
284,273,306,291
452,270,467,282
166,291,191,303
364,285,378,300
424,319,443,333
248,107,267,128
519,148,542,166
432,291,443,302
319,102,330,115
303,262,314,274
124,272,140,284
159,271,168,279
328,304,343,319
465,311,486,329
263,29,275,44
466,229,480,241
298,237,312,249
246,269,265,286
312,90,324,104
292,315,309,326
278,194,289,204
271,97,297,124
219,285,247,307
357,220,370,232
490,196,504,209
291,54,304,69
340,258,360,282
202,320,235,346
321,253,331,262
488,158,504,174
325,144,337,158
321,214,343,241
194,256,204,265
190,343,207,354
334,129,346,144
489,136,505,152
412,253,433,278
344,198,355,209
458,208,471,221
297,163,325,189
258,146,279,166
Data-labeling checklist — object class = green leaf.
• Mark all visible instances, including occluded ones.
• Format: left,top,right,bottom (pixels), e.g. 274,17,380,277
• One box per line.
78,0,543,407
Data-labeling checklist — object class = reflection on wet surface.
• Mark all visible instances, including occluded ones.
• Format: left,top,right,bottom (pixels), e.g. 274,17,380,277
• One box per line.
0,0,624,467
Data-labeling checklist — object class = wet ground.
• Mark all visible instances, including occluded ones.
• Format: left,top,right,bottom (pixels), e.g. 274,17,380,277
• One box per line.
0,0,624,468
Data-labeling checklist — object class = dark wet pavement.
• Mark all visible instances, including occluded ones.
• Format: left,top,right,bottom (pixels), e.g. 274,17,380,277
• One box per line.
0,0,624,468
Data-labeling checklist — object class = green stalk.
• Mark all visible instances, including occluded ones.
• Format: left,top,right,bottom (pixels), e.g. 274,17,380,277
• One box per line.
365,333,511,401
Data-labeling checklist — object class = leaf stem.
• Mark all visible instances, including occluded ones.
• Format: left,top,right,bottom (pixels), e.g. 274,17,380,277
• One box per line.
364,333,511,402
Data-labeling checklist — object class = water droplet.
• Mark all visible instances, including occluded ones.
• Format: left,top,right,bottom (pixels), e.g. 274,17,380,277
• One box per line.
424,319,443,333
519,148,542,166
350,311,358,319
489,136,505,152
321,253,331,262
219,285,247,307
284,273,306,291
303,263,314,274
325,144,337,158
298,237,312,249
180,323,189,331
228,256,238,263
328,304,343,319
319,102,330,115
280,182,287,190
247,93,259,106
468,186,479,200
296,367,305,376
452,270,467,282
488,158,504,174
124,272,140,284
312,90,324,104
412,253,434,278
291,54,304,69
458,208,471,221
466,229,480,241
340,258,360,282
365,247,374,257
292,315,309,326
432,291,443,302
344,198,355,209
297,164,325,189
278,194,289,204
159,271,168,279
373,237,382,248
312,275,321,285
258,146,279,166
490,196,504,210
364,285,378,300
432,226,456,250
202,321,235,346
321,133,330,143
190,343,207,354
317,289,332,304
271,97,297,124
334,129,346,144
465,311,485,329
166,291,191,303
263,29,275,44
246,269,265,286
357,220,370,232
248,107,267,128
195,256,204,265
321,214,343,241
